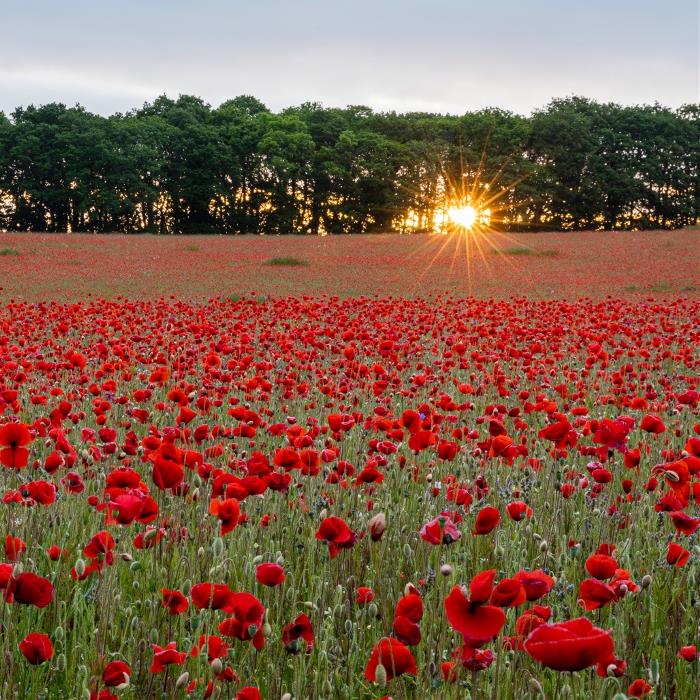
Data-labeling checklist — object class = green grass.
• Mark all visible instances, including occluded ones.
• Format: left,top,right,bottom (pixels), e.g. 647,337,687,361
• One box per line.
0,247,20,256
497,247,559,257
264,256,309,266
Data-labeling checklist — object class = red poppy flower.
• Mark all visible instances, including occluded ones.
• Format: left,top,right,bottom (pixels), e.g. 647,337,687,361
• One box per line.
315,516,357,558
356,587,375,604
678,645,698,661
5,535,26,561
524,617,614,671
506,501,532,521
514,569,555,601
209,497,240,535
150,642,187,673
236,688,261,700
490,577,526,608
627,679,653,697
5,572,54,608
420,516,461,545
191,582,235,611
640,415,665,434
19,632,53,665
217,592,266,650
161,588,189,615
255,562,285,587
282,613,314,654
152,455,184,490
473,506,500,535
191,634,229,661
666,542,690,567
585,554,618,580
103,660,131,686
0,422,32,469
365,637,417,682
83,530,115,559
444,583,506,647
452,645,495,671
669,510,700,536
578,578,617,611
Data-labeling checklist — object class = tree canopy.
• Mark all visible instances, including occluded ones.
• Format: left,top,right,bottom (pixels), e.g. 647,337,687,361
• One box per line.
0,95,697,233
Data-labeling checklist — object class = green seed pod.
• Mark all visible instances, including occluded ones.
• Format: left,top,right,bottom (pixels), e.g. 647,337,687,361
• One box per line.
528,678,544,695
374,663,387,688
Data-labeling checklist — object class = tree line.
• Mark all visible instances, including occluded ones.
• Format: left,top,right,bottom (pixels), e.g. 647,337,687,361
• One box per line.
0,95,697,234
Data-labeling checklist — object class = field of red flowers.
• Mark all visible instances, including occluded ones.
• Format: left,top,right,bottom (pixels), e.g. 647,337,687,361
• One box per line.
0,229,698,300
0,233,699,699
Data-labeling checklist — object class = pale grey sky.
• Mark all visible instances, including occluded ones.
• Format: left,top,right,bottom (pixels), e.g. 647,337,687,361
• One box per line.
1,0,698,115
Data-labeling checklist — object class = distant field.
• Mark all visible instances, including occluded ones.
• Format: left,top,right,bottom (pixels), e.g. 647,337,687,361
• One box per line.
0,229,697,301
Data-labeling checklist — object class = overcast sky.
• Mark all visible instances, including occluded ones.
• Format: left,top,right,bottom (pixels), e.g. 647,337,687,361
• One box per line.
2,0,698,116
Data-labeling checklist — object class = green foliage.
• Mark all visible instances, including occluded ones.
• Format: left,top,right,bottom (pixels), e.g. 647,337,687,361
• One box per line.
0,96,697,233
264,256,309,266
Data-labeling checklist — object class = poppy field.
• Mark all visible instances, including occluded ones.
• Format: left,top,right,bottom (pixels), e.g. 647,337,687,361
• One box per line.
0,235,699,699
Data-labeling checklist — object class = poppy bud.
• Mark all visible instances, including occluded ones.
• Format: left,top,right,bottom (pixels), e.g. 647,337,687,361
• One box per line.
440,564,453,576
210,658,223,675
175,672,190,689
540,541,549,553
528,678,544,695
74,559,85,577
212,537,224,558
367,512,387,542
641,574,652,588
281,694,293,700
263,622,272,637
374,663,387,688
